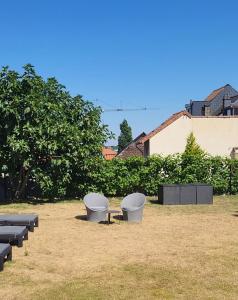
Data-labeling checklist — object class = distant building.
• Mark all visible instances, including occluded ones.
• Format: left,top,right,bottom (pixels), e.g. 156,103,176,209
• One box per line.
139,111,238,157
117,132,146,159
102,147,117,160
185,84,238,116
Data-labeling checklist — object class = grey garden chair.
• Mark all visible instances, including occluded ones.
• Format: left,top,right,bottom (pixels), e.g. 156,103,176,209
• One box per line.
83,193,109,222
121,193,146,222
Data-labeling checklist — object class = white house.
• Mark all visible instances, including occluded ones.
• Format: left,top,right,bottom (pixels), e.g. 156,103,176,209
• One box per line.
139,111,238,157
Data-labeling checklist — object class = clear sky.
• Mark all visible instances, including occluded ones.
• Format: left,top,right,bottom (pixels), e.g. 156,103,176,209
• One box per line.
1,0,238,145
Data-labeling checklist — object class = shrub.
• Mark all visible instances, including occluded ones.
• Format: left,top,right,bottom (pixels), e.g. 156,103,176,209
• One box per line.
86,155,237,197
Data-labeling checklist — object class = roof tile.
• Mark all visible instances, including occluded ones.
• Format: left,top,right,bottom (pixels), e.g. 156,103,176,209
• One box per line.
139,111,191,144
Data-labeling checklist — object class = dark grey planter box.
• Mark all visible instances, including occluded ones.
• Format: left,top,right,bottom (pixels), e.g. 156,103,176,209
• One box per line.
158,184,180,205
158,184,213,205
195,184,213,204
180,185,197,204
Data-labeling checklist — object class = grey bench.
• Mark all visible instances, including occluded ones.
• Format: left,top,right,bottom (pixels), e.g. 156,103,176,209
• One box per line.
0,243,12,271
0,214,39,232
0,226,28,247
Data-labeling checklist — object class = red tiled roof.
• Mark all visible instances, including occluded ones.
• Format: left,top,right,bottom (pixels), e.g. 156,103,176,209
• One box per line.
117,132,146,158
102,147,117,160
139,111,191,144
205,84,230,102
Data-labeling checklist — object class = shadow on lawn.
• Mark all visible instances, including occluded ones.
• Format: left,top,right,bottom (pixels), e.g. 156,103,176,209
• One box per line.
0,197,82,206
75,214,123,225
75,215,88,221
232,211,238,217
148,198,162,205
113,214,123,221
0,199,46,206
75,215,109,224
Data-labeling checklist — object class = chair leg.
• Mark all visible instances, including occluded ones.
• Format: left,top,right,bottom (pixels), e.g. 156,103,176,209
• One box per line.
0,257,4,271
7,247,12,261
17,238,23,247
29,225,34,232
24,231,28,240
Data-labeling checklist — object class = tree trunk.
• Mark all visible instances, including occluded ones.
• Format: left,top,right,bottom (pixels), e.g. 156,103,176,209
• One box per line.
14,167,30,200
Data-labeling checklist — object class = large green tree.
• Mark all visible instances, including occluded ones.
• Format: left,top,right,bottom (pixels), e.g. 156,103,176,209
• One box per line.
118,119,132,153
0,64,112,200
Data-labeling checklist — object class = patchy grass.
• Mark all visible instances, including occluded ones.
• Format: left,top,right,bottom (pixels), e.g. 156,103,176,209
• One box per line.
0,196,238,299
0,202,32,211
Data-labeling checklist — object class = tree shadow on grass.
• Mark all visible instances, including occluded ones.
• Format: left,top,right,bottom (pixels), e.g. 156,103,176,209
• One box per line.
27,196,82,205
0,197,82,206
232,211,238,217
27,199,58,205
0,199,56,206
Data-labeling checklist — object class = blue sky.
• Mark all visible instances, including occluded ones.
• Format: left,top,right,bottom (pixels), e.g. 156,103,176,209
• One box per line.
1,0,238,144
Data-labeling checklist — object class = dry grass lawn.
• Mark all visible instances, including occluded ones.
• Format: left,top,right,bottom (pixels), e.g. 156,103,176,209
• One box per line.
0,196,238,299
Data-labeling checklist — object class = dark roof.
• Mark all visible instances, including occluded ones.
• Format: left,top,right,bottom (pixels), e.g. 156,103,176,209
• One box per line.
132,132,147,143
117,132,146,158
205,84,230,102
230,94,238,102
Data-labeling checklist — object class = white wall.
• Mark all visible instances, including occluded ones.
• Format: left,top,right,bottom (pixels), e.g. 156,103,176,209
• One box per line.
150,115,192,155
192,117,238,156
149,116,238,157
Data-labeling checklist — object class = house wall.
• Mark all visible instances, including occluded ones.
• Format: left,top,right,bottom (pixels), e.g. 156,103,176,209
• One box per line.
209,86,238,115
148,116,238,157
190,101,206,116
149,115,192,155
192,117,238,156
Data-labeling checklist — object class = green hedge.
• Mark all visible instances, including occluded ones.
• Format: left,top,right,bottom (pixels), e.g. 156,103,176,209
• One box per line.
84,155,238,196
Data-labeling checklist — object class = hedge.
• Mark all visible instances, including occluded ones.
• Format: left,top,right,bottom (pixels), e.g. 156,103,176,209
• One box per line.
3,154,238,200
84,154,238,197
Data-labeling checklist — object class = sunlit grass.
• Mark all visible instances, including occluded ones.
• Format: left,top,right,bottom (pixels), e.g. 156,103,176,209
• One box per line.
0,195,238,299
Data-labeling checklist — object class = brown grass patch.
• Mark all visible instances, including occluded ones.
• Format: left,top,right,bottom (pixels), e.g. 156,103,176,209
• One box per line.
0,195,238,299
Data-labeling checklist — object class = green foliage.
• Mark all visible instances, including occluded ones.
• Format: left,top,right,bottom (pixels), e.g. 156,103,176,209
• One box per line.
84,155,238,197
180,133,210,185
229,159,238,194
183,132,206,157
141,155,181,195
1,67,238,200
0,65,112,200
118,119,132,153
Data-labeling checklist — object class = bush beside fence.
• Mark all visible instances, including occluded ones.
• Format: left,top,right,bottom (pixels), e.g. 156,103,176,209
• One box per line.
2,154,238,201
84,155,238,197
